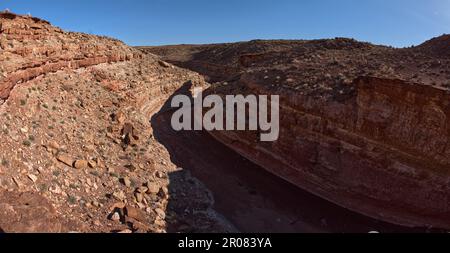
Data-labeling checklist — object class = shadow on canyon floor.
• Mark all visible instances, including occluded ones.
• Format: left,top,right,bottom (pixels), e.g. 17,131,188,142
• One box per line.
151,83,433,233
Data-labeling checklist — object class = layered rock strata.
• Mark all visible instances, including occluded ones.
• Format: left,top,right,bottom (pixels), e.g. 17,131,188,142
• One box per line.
0,13,229,233
145,37,450,229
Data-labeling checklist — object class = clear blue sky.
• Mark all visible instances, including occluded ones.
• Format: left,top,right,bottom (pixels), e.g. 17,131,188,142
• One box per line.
1,0,449,47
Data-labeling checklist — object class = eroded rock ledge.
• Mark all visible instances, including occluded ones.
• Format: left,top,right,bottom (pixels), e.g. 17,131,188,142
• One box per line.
0,13,140,101
145,38,450,229
209,76,450,228
0,13,231,233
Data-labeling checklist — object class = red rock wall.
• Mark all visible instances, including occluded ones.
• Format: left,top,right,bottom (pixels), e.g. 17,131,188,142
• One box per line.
0,13,141,100
209,77,450,228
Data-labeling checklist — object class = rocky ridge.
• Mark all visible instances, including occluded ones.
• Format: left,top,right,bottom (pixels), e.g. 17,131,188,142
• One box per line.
143,36,450,229
0,12,233,233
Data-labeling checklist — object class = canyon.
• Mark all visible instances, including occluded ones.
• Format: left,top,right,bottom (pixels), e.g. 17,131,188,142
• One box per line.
0,12,232,233
0,11,449,232
142,37,450,230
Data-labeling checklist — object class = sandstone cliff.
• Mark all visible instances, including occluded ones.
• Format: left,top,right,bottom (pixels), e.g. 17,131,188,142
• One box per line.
0,13,231,233
144,36,450,229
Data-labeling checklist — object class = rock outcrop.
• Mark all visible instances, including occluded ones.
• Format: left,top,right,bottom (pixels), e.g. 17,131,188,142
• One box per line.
0,13,230,233
0,191,64,233
209,76,450,228
0,12,139,101
145,37,450,229
1,11,448,232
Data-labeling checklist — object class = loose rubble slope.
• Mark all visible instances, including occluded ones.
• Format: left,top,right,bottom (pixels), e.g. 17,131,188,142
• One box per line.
0,12,234,233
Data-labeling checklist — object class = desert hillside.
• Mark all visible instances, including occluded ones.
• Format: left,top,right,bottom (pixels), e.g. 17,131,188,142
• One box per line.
141,35,450,229
1,11,449,233
140,37,449,88
0,12,234,233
